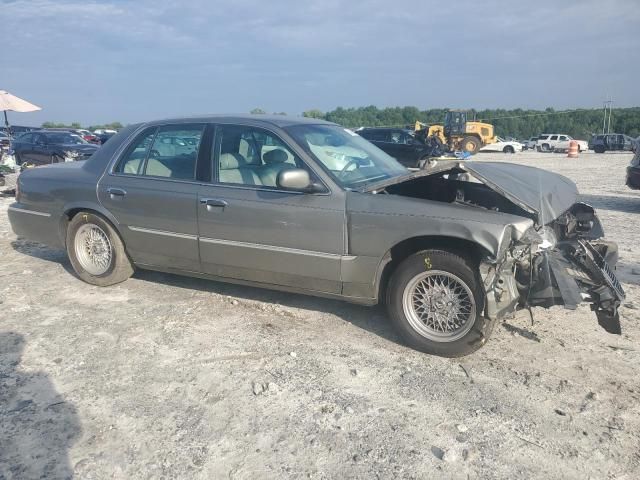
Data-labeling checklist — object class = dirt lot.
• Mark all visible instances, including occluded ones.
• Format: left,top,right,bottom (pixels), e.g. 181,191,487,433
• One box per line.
1,151,639,479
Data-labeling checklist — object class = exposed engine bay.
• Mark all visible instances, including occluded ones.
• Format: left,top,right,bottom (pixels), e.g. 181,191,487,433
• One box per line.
375,165,625,334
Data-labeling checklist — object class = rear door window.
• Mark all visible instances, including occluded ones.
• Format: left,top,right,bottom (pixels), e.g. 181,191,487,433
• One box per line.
116,125,204,180
144,125,204,180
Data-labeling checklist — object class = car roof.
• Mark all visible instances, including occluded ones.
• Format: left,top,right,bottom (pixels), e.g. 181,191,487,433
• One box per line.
140,114,337,129
35,129,76,133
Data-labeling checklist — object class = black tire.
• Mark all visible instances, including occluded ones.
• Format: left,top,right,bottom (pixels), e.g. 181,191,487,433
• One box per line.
594,145,605,154
503,146,515,154
385,250,494,357
66,212,134,286
541,143,550,152
461,136,481,154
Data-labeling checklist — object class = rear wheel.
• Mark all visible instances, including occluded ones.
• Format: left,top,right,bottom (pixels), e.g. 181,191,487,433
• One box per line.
594,145,605,153
503,146,515,154
66,212,133,286
386,250,494,357
461,136,481,154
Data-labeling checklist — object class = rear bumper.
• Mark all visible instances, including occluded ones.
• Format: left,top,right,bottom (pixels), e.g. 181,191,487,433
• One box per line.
7,203,64,248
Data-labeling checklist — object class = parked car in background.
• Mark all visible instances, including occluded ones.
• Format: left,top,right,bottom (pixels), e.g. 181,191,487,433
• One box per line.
479,136,523,154
93,129,118,135
1,125,38,137
626,147,640,189
12,130,99,166
522,137,538,150
537,134,588,152
7,115,625,356
96,132,116,144
356,127,441,167
553,137,589,153
44,127,100,144
589,134,635,153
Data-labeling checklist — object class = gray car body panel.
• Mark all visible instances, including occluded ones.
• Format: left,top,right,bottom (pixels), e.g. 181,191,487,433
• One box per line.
5,115,597,309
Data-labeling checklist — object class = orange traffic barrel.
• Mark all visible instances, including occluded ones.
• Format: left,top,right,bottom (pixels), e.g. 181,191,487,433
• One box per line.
567,140,579,158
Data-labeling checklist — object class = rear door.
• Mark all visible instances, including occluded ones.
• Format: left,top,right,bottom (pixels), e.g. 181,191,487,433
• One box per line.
196,123,345,294
97,123,206,271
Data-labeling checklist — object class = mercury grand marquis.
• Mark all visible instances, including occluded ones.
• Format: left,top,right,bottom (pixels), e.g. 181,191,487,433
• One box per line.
8,115,624,357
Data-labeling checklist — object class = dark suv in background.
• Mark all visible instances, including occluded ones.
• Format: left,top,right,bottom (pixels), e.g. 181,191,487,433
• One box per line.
589,134,636,153
12,130,99,166
357,127,442,167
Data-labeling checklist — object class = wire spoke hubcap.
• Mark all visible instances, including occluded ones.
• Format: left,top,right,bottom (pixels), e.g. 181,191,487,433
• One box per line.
402,270,476,342
74,223,113,276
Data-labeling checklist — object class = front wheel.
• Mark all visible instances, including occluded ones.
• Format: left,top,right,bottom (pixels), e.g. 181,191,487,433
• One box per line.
503,146,515,154
66,212,134,286
461,136,481,154
386,250,494,357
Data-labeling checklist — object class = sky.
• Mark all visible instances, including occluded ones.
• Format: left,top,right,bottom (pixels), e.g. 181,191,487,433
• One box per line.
1,0,639,126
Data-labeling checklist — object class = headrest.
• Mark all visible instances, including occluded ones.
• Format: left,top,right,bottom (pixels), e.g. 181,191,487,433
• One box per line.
263,148,288,164
219,152,247,170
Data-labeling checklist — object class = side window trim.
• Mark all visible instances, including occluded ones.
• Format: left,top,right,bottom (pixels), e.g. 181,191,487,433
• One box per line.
140,128,159,176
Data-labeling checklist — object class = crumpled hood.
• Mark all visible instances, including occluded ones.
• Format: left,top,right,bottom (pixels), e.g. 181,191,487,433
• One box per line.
461,162,578,224
365,161,579,224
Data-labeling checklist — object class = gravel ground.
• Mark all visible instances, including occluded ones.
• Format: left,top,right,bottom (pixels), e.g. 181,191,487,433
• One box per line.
1,151,639,479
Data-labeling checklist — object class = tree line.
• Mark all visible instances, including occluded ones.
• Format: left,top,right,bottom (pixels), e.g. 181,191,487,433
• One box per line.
41,106,640,139
41,121,124,131
302,106,640,139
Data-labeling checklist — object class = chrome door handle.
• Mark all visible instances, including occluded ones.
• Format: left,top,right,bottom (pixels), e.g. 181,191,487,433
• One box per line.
200,198,228,210
107,188,126,198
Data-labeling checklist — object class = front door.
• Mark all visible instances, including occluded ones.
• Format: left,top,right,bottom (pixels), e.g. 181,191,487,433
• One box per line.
97,124,206,271
197,124,345,294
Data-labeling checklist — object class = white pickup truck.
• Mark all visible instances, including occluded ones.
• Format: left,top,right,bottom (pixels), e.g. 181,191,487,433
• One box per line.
536,134,589,153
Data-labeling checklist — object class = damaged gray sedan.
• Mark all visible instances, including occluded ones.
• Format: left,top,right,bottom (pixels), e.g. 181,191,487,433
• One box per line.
8,116,624,357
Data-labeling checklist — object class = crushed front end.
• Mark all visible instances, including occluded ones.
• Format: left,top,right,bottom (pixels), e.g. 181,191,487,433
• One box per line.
483,202,624,334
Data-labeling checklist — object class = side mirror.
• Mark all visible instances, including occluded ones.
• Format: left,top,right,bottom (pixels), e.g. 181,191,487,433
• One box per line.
277,169,322,193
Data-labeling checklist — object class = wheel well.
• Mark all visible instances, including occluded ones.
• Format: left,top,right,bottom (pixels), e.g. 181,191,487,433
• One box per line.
60,208,122,248
376,236,490,303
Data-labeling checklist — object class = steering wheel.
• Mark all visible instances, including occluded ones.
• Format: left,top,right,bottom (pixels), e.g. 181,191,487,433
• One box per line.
337,159,360,178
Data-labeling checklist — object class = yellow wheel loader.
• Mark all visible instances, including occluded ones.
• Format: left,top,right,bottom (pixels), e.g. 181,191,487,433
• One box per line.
414,111,497,155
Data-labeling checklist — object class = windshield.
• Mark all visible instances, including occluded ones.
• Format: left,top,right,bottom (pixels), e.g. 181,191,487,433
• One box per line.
44,133,88,145
286,124,408,189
